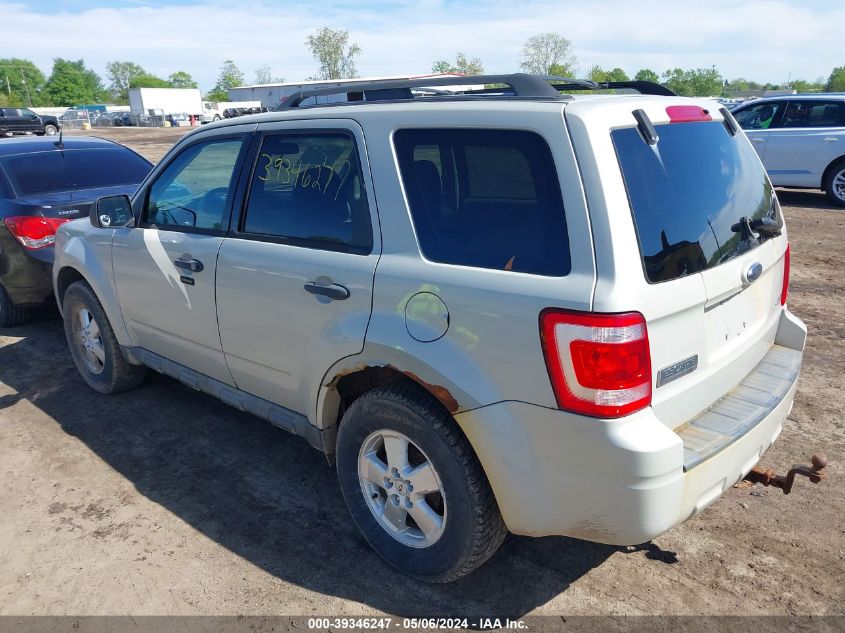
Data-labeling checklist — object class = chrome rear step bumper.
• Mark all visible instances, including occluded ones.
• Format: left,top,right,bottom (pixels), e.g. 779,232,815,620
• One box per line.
678,344,802,471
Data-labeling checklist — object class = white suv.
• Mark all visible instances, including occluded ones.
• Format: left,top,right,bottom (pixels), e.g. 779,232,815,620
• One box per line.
53,75,805,582
731,94,845,205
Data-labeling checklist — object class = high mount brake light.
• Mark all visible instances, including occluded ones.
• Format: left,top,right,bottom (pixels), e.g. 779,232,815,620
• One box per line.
781,244,790,306
540,310,652,418
666,105,712,123
3,216,71,250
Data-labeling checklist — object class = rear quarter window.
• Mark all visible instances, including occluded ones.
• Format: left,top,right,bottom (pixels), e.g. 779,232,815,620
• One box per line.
393,128,570,276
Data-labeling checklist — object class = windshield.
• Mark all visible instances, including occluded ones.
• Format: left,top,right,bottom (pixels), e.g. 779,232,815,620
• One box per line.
0,147,151,197
612,121,779,283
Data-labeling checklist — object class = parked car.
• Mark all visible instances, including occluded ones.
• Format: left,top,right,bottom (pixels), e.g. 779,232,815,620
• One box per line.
53,75,804,582
0,108,60,137
731,94,845,205
0,136,152,326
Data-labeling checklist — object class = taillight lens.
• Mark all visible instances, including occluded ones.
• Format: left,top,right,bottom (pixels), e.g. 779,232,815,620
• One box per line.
3,216,71,249
780,244,790,306
666,105,712,123
540,310,652,418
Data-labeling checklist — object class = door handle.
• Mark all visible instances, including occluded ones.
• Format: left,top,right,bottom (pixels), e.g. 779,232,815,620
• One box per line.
174,258,204,273
751,138,765,143
304,281,350,300
823,137,838,142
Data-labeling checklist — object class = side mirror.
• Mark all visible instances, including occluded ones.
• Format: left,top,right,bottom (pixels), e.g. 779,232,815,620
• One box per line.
91,195,134,228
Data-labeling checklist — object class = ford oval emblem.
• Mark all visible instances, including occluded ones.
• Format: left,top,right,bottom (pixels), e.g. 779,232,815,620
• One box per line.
743,261,763,285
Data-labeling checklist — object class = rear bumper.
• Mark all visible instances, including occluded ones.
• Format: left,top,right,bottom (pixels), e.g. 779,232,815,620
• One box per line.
455,308,806,544
0,228,55,307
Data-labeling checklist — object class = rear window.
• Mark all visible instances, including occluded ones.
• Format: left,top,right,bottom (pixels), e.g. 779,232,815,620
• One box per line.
612,121,778,283
394,128,570,276
0,147,151,197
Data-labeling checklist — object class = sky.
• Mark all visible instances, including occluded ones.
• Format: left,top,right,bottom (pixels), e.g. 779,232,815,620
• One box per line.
1,0,843,92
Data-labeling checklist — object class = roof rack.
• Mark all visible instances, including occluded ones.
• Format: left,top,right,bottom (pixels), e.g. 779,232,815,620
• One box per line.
277,74,677,109
551,80,677,96
279,73,596,109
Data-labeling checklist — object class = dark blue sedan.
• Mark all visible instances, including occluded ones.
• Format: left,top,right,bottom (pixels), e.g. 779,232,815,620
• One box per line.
0,135,152,326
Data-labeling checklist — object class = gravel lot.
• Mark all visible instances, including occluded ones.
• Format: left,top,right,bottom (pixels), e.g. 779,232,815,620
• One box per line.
0,127,842,616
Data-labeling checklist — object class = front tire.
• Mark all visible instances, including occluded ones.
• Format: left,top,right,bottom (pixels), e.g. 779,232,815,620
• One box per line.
823,159,845,206
0,283,31,328
336,382,507,582
62,281,146,394
43,124,59,136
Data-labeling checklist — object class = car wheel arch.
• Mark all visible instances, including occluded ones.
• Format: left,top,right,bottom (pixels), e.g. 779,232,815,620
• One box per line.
821,154,845,189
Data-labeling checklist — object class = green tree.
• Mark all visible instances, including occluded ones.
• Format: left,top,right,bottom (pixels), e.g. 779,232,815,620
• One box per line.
661,66,723,96
587,66,629,83
306,27,361,80
207,60,245,101
129,74,171,89
725,77,762,93
634,68,659,83
520,33,577,76
431,52,484,76
787,78,823,93
43,58,106,106
253,65,283,85
105,61,146,103
168,71,198,89
826,66,845,92
0,58,48,106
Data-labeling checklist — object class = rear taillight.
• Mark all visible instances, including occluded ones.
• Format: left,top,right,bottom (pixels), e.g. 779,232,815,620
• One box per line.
540,310,652,418
781,243,790,306
2,216,71,250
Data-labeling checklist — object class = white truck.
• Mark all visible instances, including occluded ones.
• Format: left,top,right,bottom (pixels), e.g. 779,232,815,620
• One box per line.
128,88,203,122
201,100,262,123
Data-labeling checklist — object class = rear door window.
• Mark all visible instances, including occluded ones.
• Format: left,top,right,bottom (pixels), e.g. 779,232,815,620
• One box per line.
240,132,373,253
782,100,845,127
612,121,779,283
393,128,570,276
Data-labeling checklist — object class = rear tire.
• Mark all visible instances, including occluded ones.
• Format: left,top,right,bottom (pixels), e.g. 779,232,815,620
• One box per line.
62,281,146,394
336,382,507,582
0,284,31,328
823,159,845,207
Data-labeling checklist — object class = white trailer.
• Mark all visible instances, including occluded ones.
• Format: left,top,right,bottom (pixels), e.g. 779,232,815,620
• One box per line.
128,88,204,118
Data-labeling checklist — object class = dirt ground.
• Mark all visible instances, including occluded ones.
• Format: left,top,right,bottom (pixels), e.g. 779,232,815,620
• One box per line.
0,127,842,617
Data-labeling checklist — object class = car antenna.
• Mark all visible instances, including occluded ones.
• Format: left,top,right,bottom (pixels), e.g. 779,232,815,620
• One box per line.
54,125,64,150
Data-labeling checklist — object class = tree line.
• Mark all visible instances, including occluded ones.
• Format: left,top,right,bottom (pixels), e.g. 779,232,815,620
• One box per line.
2,29,844,108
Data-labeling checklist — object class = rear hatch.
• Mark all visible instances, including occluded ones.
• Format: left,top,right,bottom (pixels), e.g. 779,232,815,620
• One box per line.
566,98,789,431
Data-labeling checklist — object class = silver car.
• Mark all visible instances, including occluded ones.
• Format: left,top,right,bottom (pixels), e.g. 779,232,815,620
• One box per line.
731,94,845,205
52,75,805,581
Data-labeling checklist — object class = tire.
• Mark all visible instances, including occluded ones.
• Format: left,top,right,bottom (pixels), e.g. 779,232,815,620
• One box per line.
43,124,59,136
336,382,507,582
823,159,845,207
0,283,31,328
62,280,146,394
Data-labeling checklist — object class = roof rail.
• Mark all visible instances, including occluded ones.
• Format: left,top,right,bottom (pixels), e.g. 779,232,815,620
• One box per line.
279,73,597,108
551,80,677,96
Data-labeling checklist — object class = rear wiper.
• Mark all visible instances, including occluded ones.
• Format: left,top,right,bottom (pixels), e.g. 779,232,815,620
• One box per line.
722,216,782,261
730,216,782,240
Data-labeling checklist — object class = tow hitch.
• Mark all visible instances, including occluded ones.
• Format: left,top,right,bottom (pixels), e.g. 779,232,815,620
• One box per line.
741,454,828,494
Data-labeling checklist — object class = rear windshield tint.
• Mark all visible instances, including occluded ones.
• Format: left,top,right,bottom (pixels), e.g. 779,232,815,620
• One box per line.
612,121,777,283
394,128,570,276
0,147,151,197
